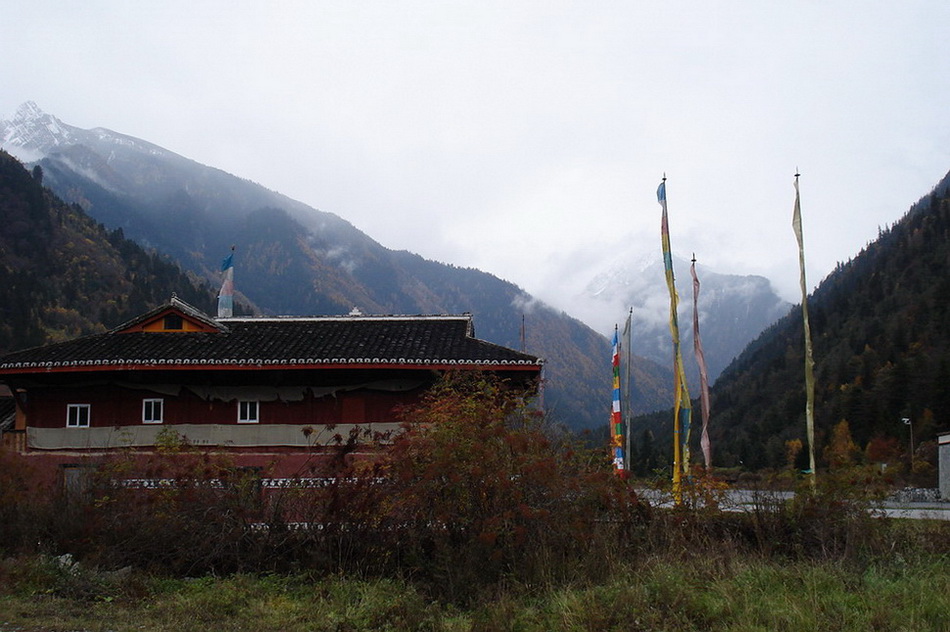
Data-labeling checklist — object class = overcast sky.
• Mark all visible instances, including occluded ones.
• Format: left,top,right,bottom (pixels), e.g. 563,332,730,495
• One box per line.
4,1,950,316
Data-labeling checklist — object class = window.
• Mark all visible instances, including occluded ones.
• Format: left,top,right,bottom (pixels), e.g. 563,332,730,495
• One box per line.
163,314,183,330
66,404,90,428
237,400,259,424
142,398,164,424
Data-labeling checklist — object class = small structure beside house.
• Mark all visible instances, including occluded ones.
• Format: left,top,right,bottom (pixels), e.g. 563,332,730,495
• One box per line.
0,296,542,481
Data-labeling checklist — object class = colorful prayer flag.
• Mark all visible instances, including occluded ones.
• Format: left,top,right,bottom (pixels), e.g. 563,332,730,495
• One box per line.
611,328,626,472
658,178,692,490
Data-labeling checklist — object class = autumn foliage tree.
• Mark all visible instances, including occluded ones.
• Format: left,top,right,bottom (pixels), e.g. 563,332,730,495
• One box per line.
823,420,861,470
785,438,804,470
865,434,902,465
332,372,647,598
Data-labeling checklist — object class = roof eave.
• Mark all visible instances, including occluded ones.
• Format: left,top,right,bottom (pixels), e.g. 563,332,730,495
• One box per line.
0,360,543,376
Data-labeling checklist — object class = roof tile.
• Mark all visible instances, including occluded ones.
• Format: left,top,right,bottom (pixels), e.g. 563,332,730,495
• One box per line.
0,316,542,371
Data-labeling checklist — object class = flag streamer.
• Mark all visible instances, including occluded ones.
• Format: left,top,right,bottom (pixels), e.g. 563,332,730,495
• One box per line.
611,328,626,473
217,248,235,318
658,178,693,494
691,256,712,469
792,174,817,482
620,309,634,472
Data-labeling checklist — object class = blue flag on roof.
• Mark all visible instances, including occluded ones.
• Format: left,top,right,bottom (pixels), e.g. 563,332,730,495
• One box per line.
218,249,235,318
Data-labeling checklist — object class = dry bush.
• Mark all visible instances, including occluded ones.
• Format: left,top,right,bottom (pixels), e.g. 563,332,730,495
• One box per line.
66,443,272,575
0,449,60,554
280,372,651,601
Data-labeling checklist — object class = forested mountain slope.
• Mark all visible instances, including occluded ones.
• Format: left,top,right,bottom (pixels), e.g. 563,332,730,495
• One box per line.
707,171,950,469
0,150,223,354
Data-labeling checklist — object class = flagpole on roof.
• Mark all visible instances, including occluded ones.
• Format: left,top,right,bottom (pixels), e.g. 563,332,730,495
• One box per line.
217,245,235,319
520,314,526,353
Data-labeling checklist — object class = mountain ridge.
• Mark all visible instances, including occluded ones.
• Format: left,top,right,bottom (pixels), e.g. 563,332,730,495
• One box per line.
702,169,950,471
2,102,676,429
0,148,226,353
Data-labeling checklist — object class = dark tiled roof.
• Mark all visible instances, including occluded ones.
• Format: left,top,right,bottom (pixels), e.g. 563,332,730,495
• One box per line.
0,315,542,372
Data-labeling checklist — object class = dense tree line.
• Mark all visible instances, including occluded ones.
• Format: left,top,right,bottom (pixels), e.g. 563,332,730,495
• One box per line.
0,151,223,354
700,184,950,472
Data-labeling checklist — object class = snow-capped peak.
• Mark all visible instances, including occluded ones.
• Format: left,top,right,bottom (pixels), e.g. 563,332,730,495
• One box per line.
14,100,45,120
1,101,79,159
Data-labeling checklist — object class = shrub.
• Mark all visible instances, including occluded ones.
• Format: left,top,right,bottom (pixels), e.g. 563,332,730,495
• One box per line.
68,447,272,575
305,372,649,600
0,449,59,555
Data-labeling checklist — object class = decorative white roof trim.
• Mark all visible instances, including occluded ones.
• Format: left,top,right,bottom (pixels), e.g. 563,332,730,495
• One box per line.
0,356,543,370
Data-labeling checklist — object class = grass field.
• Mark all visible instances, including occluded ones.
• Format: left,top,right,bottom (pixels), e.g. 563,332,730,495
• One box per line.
2,527,948,632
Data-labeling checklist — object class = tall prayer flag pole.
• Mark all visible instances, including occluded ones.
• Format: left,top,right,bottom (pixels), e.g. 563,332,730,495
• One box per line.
691,255,713,470
792,173,817,486
610,327,626,474
621,308,634,473
658,176,692,499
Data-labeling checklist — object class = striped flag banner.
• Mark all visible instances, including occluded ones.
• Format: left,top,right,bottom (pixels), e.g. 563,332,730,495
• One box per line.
611,328,625,473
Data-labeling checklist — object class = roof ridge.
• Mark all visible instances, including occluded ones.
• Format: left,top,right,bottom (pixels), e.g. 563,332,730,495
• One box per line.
219,314,472,322
111,295,227,333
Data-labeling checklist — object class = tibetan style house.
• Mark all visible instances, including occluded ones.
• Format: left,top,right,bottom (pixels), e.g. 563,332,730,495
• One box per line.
0,297,542,478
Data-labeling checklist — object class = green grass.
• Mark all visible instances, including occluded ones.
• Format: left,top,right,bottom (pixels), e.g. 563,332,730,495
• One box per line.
2,553,948,631
2,457,949,631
